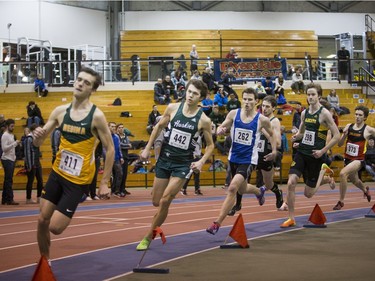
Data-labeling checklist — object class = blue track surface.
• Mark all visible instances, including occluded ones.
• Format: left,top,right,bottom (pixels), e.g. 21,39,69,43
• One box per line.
0,206,369,281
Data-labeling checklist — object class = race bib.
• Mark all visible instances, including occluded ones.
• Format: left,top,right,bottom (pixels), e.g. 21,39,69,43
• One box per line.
302,130,315,146
234,128,253,146
58,149,84,176
346,143,359,157
257,139,265,153
168,128,191,150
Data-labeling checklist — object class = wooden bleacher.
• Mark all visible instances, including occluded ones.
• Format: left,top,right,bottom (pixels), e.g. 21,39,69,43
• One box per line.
1,83,372,190
120,30,318,81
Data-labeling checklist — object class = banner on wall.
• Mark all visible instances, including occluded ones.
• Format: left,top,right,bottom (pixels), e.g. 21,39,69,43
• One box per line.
213,58,287,81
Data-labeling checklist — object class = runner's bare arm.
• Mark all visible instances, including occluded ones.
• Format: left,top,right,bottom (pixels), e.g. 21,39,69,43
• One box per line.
33,105,68,147
216,109,236,135
140,103,177,161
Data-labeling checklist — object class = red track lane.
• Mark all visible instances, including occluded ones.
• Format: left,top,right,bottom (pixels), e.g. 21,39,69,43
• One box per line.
0,185,373,272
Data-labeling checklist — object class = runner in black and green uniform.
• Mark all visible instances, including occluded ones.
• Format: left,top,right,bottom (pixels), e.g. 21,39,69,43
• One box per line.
136,79,214,251
281,83,340,228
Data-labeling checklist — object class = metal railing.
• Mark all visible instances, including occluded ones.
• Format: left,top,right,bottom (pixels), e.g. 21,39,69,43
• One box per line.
1,57,374,88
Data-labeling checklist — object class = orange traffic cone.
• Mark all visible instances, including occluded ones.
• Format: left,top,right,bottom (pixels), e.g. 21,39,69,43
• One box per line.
365,204,375,218
303,204,327,228
31,256,56,281
220,213,250,248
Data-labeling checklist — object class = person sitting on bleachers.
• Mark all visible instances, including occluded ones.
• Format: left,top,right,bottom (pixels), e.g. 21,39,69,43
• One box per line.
154,78,170,105
226,92,241,112
26,101,44,128
202,67,218,92
291,66,305,94
261,76,275,96
220,67,238,98
34,73,48,97
146,105,161,135
162,75,177,100
201,92,214,116
213,88,228,110
327,89,344,115
255,81,267,100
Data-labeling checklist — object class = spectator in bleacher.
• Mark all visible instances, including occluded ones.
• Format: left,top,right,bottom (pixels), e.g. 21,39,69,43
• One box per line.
220,67,238,98
117,123,133,196
365,137,375,181
189,44,199,74
291,66,305,94
190,69,201,80
173,69,188,102
209,104,225,144
154,78,170,105
162,75,177,100
26,101,44,128
213,88,228,110
109,122,124,198
202,67,217,92
201,92,214,116
292,101,302,133
1,119,20,205
261,76,275,96
24,123,43,204
209,104,225,129
274,73,287,105
226,92,241,112
327,89,344,115
337,44,350,81
146,105,161,135
226,47,238,59
255,81,267,100
34,73,48,97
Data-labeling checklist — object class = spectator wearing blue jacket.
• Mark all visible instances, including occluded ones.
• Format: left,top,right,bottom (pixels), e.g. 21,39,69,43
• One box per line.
261,76,275,96
201,92,214,116
213,88,228,110
34,74,48,97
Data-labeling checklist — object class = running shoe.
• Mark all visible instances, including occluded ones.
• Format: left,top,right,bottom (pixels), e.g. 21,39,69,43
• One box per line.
275,188,284,209
206,222,220,235
195,189,203,196
280,218,296,228
321,163,334,176
180,189,187,196
136,237,151,251
228,204,242,216
364,187,371,202
333,201,344,210
278,202,288,211
256,186,266,206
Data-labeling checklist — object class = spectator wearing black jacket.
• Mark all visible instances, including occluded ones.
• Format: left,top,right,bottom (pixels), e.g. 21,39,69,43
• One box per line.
24,124,43,204
26,101,44,128
146,105,161,135
154,78,170,105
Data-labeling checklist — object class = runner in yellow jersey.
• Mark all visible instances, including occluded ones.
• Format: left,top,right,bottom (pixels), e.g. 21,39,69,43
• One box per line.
32,67,114,262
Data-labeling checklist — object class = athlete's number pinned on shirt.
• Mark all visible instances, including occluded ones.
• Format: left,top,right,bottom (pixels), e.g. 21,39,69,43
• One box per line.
59,149,83,176
302,130,315,146
346,143,359,157
234,128,252,145
169,128,191,150
257,139,265,152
